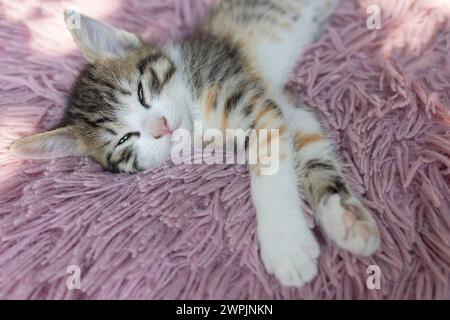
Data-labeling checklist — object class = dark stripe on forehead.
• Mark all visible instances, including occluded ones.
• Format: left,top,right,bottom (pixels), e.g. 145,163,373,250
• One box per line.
85,66,129,95
137,54,163,74
149,68,161,93
139,55,176,95
102,127,117,136
69,112,117,136
67,111,98,128
93,116,115,125
87,117,117,136
161,63,176,88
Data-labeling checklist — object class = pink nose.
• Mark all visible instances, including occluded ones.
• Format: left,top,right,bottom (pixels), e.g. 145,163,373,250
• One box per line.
149,116,172,139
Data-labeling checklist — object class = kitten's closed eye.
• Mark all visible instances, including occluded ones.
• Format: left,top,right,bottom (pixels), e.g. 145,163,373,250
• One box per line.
117,132,140,146
137,81,150,109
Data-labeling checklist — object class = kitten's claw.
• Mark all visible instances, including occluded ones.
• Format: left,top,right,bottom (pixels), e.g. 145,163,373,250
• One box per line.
319,194,380,256
258,217,320,287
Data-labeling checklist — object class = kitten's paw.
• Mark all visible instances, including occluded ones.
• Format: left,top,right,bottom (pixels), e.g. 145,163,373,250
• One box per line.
258,218,320,287
319,194,380,256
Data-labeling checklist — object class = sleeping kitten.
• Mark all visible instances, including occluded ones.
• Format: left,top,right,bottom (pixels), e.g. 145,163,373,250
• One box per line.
10,0,380,286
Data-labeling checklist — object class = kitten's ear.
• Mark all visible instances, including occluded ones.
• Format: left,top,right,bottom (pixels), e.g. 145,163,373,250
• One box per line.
64,10,143,62
10,127,85,160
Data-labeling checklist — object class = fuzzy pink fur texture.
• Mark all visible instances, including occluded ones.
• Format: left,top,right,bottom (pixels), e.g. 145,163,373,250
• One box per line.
0,0,449,299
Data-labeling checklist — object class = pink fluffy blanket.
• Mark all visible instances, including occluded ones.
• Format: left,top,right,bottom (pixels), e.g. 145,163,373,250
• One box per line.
0,0,449,299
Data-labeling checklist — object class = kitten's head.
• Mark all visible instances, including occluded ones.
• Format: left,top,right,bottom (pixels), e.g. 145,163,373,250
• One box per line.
10,11,192,173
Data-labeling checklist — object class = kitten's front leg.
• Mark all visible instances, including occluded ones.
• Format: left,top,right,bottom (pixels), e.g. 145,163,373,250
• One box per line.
250,133,320,287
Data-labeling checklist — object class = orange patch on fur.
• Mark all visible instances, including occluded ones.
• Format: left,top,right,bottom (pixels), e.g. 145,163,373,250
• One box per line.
203,87,218,117
221,110,229,132
295,133,325,150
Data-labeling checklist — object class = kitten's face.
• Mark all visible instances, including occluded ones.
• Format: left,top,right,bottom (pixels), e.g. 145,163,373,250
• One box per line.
10,11,192,173
66,48,191,173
